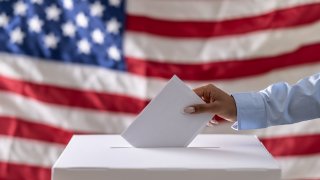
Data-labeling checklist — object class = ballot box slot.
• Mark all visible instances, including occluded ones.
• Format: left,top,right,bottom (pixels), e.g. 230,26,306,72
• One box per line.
225,168,270,172
109,146,220,149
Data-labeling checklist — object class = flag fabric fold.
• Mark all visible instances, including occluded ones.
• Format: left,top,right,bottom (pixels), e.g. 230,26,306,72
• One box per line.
1,0,320,179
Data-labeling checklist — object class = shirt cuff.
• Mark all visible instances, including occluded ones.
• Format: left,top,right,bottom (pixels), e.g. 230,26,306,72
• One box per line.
231,92,267,130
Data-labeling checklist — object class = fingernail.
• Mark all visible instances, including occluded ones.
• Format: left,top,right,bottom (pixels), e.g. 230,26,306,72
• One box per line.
210,120,219,125
184,107,195,113
206,122,214,127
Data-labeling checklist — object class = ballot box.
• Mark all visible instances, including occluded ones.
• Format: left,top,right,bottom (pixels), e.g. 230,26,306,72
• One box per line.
52,135,281,180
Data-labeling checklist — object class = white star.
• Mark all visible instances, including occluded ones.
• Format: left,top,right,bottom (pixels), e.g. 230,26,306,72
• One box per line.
31,0,43,5
77,39,91,54
46,4,61,21
109,0,121,7
76,12,88,28
90,1,105,17
107,45,121,61
62,21,76,37
44,33,59,49
63,0,73,10
14,1,28,16
0,13,9,28
28,16,43,33
106,18,121,34
10,27,25,44
91,29,104,44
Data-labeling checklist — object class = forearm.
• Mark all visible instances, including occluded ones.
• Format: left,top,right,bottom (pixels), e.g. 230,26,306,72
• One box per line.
232,73,320,130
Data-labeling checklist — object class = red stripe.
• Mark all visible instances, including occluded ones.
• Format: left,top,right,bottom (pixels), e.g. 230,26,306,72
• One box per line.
260,134,320,157
126,42,320,81
0,116,73,145
0,162,50,180
127,3,320,38
0,76,148,114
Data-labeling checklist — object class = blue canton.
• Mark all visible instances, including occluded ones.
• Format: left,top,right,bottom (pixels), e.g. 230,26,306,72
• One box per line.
0,0,126,71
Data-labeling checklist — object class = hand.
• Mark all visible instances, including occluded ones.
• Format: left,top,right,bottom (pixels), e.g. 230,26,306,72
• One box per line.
184,84,237,122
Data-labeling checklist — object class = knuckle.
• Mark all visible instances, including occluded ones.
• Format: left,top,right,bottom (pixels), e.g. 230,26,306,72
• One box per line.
206,84,212,88
207,84,215,89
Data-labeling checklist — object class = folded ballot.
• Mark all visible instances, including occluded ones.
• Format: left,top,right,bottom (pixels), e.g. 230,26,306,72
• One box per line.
121,75,213,148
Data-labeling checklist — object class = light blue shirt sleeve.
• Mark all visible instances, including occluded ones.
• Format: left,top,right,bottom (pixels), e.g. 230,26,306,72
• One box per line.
231,73,320,130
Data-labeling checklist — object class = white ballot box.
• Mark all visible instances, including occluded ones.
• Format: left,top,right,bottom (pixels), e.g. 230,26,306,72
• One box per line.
52,135,281,180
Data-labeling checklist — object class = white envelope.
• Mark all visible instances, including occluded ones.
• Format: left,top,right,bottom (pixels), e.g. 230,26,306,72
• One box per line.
121,75,213,147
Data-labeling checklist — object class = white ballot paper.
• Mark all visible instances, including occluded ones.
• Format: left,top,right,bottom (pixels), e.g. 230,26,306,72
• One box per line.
121,75,213,148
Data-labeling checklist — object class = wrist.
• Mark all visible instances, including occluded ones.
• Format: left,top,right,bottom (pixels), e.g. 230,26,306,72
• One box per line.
226,95,237,122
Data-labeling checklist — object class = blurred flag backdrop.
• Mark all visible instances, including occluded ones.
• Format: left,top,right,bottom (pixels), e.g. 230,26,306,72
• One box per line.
1,0,320,179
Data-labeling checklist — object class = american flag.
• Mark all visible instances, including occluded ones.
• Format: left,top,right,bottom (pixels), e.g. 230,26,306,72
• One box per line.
0,0,320,179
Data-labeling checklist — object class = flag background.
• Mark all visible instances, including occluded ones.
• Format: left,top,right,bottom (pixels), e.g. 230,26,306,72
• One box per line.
1,0,320,179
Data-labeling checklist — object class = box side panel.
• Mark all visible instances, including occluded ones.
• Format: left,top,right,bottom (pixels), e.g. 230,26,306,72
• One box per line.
52,169,281,180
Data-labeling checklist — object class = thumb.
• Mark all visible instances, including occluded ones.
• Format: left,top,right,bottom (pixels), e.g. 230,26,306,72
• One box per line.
184,103,215,114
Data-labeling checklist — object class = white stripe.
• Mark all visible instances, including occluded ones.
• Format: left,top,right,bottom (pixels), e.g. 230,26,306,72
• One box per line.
127,0,320,21
277,155,320,179
1,53,320,100
253,119,320,138
202,118,320,138
0,91,134,133
125,20,320,62
0,53,154,99
209,62,320,94
0,135,64,167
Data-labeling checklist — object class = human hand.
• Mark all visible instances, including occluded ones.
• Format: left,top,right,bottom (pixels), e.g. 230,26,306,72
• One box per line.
184,84,237,123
